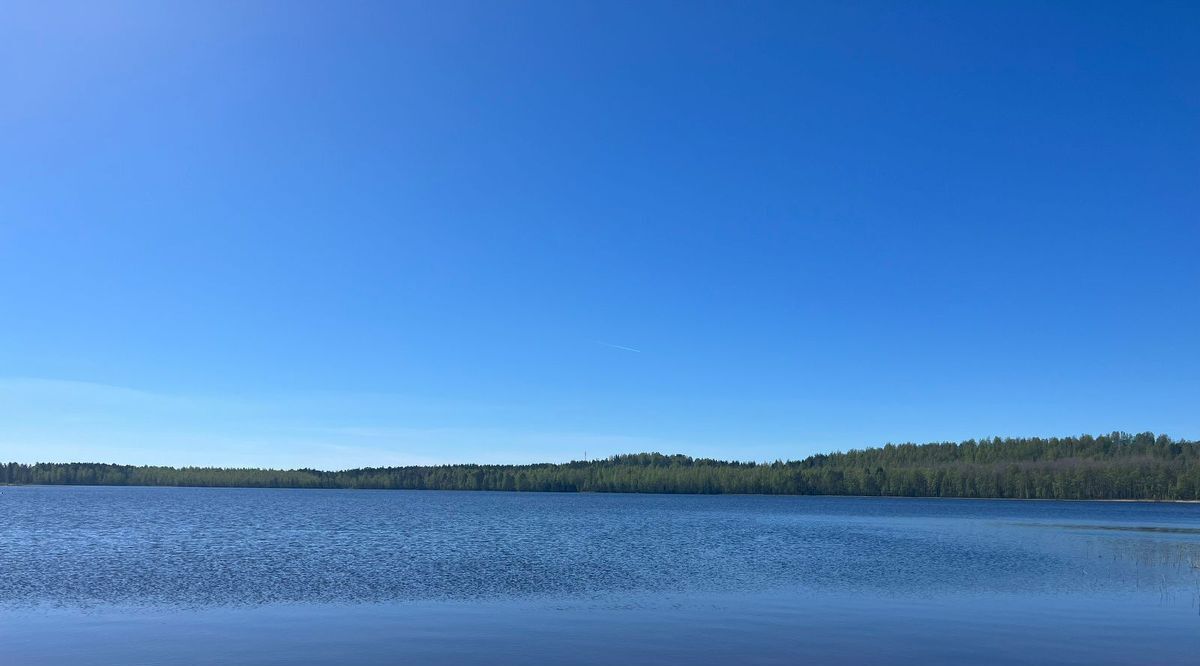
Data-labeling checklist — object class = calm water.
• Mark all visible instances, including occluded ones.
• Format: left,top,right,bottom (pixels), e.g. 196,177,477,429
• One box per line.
2,487,1198,664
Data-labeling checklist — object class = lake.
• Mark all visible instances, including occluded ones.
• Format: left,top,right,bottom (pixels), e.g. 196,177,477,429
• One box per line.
1,486,1197,664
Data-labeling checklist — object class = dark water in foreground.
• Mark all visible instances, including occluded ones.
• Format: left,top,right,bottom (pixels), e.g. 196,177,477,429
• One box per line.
2,487,1198,664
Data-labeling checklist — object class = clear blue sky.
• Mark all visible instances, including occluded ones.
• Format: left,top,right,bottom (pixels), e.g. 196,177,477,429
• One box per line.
2,1,1197,469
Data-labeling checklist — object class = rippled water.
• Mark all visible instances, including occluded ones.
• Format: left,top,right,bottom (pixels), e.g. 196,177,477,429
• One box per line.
2,487,1198,664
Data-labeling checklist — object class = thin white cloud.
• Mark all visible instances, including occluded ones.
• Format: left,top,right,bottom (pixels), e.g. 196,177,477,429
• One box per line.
596,341,642,353
0,376,683,469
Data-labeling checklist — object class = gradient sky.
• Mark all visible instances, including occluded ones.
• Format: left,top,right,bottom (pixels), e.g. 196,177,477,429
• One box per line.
2,1,1198,469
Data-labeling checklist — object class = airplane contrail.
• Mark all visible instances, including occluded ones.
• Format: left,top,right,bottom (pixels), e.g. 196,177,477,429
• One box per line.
596,341,642,353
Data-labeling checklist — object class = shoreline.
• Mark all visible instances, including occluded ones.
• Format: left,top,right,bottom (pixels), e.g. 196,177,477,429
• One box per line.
3,483,1198,503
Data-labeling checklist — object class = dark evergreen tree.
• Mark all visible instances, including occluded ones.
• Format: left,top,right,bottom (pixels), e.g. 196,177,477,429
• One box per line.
3,432,1197,500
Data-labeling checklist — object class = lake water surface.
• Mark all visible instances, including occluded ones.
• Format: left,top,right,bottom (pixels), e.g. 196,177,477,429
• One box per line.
2,486,1198,664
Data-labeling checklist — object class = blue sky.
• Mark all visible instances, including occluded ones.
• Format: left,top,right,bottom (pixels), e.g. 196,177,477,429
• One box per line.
2,1,1197,468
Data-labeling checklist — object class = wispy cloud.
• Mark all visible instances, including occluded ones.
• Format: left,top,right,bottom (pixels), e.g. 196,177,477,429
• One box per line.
0,377,679,469
596,341,642,353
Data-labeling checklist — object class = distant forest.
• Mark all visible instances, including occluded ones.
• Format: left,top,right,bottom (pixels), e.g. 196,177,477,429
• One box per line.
3,433,1199,501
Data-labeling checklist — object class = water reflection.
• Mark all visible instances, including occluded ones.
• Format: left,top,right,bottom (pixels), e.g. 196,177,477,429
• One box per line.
0,487,1197,608
1,488,1198,663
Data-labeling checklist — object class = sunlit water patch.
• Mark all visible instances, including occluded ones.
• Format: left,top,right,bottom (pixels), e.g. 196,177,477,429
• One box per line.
1,487,1198,664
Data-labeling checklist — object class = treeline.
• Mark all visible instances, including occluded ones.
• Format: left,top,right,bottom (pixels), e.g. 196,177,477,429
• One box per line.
3,432,1199,500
